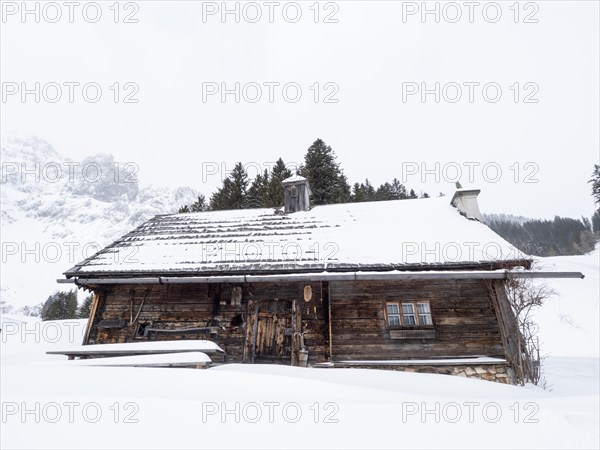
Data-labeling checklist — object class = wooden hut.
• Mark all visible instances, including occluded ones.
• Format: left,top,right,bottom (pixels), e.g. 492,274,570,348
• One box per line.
59,176,583,383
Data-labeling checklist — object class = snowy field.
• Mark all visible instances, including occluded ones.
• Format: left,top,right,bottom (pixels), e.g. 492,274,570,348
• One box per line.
1,250,598,449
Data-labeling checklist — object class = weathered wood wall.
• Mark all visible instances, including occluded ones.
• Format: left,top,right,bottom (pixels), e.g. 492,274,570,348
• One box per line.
329,279,505,360
486,280,526,383
86,281,329,364
86,278,507,365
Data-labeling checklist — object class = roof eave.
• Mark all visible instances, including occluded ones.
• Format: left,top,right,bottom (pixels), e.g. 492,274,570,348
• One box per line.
62,259,534,279
58,268,584,287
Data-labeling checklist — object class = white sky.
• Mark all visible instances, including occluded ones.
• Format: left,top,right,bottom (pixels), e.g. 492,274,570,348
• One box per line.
1,0,598,219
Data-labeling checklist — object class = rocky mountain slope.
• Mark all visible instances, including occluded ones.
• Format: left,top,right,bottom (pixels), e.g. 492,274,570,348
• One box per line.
1,133,199,307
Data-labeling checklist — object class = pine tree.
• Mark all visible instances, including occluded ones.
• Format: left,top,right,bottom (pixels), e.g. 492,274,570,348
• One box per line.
351,182,362,202
229,162,249,208
77,295,94,318
590,165,600,237
592,210,600,234
352,178,413,203
265,158,293,207
337,173,352,203
209,178,235,210
409,189,418,199
209,163,249,210
590,164,600,205
391,178,408,200
0,300,13,314
351,179,376,202
246,169,270,208
375,182,395,201
19,303,43,317
190,194,208,212
486,215,596,256
301,139,351,205
178,195,208,213
41,290,78,321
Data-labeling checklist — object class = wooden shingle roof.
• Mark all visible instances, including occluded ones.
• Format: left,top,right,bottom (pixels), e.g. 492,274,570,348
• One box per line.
64,197,530,277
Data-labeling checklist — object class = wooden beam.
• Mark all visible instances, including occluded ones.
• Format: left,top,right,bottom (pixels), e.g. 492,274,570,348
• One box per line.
486,280,523,384
243,299,260,364
82,292,101,345
291,299,302,366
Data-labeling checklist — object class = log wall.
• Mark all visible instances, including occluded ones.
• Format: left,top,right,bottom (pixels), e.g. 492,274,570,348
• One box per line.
86,281,329,364
86,278,508,366
329,279,505,360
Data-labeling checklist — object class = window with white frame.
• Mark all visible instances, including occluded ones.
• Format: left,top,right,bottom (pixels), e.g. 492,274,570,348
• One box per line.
386,303,401,326
386,301,433,327
417,302,433,325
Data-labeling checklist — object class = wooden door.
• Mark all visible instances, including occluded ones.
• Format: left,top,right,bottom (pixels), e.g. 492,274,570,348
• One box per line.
255,300,292,360
244,299,294,363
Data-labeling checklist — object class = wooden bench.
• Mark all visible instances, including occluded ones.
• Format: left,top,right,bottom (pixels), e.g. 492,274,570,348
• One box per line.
47,339,225,362
67,352,212,369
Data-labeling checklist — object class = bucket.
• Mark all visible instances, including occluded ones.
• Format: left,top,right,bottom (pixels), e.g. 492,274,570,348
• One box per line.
298,348,309,367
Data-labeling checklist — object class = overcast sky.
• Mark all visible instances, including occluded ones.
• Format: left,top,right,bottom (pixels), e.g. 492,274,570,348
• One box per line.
1,1,598,219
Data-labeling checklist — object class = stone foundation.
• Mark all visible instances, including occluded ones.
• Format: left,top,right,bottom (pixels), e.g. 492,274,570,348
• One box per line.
325,363,516,384
450,364,515,383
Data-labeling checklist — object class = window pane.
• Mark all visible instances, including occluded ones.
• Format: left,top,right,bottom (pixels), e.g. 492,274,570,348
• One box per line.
403,314,416,325
402,303,414,314
386,303,402,327
417,302,431,314
388,315,400,326
419,314,432,325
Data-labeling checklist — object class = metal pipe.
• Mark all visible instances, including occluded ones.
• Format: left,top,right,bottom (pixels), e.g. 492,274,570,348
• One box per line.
59,277,161,285
505,271,584,279
162,275,246,284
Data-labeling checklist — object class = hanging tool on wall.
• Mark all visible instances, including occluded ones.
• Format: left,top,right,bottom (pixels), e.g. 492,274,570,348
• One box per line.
132,288,150,325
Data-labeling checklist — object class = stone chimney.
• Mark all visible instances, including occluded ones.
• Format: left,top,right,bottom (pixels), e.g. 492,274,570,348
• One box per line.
450,189,483,221
282,175,311,213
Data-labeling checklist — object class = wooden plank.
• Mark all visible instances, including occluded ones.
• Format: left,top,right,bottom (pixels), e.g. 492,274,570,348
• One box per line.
47,347,224,358
390,329,436,340
69,351,212,368
243,298,258,363
251,300,260,362
291,299,301,366
83,292,101,345
487,280,523,383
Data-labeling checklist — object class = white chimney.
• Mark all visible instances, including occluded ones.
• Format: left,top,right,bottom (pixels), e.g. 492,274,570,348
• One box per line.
451,189,483,221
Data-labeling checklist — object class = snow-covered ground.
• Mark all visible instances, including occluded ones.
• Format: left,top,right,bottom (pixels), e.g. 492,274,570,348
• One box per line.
534,249,600,358
1,249,598,449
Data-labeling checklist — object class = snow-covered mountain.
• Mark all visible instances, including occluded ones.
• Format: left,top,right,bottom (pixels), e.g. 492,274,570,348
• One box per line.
0,133,200,307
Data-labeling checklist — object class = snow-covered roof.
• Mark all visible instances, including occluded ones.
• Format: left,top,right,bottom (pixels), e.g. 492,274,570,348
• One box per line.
282,174,307,184
64,197,530,277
